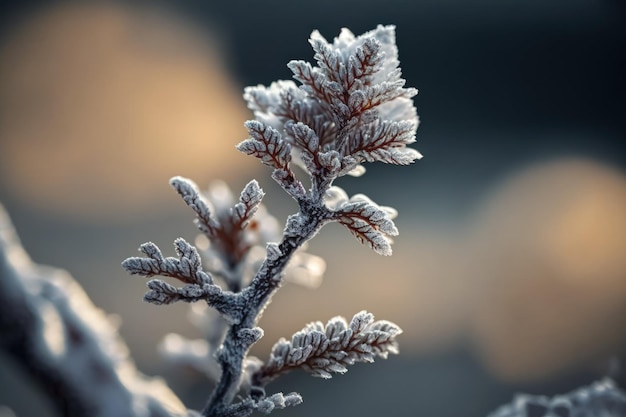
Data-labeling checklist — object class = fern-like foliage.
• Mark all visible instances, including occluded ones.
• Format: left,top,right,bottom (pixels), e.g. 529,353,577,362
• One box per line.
122,25,419,417
242,24,420,192
333,194,399,256
252,311,401,386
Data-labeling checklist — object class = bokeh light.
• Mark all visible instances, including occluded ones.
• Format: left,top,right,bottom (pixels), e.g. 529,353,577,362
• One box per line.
0,2,254,221
0,1,624,416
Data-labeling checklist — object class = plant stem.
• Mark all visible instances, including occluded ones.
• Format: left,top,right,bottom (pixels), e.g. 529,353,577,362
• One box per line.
202,197,332,416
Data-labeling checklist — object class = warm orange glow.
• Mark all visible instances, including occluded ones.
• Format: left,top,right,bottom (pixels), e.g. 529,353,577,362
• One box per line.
468,159,626,381
1,4,624,383
0,3,255,220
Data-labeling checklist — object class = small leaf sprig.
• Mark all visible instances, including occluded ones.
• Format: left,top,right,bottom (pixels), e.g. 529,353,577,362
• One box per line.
251,311,402,387
123,24,420,417
487,378,626,417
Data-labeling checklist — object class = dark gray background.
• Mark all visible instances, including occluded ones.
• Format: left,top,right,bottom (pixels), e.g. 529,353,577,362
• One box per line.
0,1,624,416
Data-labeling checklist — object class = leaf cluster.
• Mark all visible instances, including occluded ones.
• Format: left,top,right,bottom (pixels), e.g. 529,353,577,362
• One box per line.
241,25,421,187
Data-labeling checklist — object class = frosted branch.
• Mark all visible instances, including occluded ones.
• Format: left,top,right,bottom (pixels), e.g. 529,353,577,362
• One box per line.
0,205,192,417
487,378,626,417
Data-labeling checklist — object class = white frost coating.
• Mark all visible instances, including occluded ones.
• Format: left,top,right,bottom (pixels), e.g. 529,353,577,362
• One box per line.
234,180,265,228
487,378,626,417
0,205,189,417
239,121,292,170
266,242,282,261
334,195,399,256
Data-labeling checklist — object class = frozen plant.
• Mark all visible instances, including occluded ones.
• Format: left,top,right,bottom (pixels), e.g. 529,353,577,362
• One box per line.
487,378,626,417
122,24,421,417
0,24,418,417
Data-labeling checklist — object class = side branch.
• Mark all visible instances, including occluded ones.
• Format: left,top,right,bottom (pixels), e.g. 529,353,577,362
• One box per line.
251,311,402,387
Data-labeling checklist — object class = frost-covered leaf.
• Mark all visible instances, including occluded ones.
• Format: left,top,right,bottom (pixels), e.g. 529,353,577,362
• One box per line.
122,239,212,285
351,80,416,115
308,33,384,96
333,194,399,256
238,327,265,347
309,30,342,83
143,280,221,306
144,279,180,305
287,60,337,106
121,239,242,318
270,168,306,199
232,180,265,229
170,177,220,239
349,310,374,333
255,392,303,414
318,150,342,174
284,122,320,171
275,83,315,126
346,38,383,87
244,81,297,115
348,120,416,155
238,121,292,170
188,180,278,291
253,311,401,386
362,25,401,85
358,146,422,165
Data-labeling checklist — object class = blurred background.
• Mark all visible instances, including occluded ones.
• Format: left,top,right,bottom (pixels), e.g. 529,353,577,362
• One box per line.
0,0,625,416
